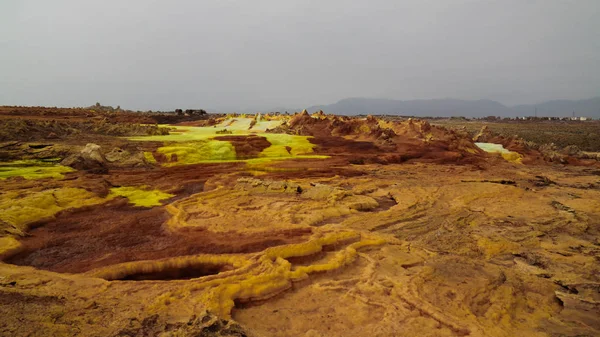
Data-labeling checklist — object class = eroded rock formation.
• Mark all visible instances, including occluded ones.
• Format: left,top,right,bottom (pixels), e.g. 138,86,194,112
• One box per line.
0,108,599,336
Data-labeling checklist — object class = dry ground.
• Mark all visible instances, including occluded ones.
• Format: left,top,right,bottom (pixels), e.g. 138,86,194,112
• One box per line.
0,108,599,337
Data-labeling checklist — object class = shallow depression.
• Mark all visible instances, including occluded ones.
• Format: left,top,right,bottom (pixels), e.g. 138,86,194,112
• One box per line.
115,263,235,281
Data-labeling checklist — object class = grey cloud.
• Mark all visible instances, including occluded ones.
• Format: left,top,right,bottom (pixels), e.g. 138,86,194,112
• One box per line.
1,0,599,111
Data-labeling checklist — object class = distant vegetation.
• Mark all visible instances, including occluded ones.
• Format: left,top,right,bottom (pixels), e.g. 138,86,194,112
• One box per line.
430,118,600,152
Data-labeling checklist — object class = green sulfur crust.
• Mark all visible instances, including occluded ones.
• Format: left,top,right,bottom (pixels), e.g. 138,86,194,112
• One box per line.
109,186,175,207
260,134,315,157
128,123,327,166
0,160,74,180
157,140,237,166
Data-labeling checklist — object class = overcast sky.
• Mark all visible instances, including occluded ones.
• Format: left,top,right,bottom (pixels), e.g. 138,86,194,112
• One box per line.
1,0,599,111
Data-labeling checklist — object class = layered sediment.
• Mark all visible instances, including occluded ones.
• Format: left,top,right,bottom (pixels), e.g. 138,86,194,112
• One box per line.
0,108,599,336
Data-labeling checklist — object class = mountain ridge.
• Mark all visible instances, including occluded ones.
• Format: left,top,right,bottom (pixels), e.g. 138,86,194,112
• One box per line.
306,97,600,118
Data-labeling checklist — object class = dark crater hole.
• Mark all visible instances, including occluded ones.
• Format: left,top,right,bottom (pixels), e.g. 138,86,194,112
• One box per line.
116,263,235,281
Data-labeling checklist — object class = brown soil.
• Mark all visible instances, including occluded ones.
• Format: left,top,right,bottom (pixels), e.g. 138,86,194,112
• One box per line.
106,162,247,191
274,112,491,167
6,200,311,273
213,135,272,158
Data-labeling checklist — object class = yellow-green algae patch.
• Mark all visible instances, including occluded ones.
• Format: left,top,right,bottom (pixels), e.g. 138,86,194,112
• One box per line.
0,188,109,234
0,160,74,180
109,186,175,207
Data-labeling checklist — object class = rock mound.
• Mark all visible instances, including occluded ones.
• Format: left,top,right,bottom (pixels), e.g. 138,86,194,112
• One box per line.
105,147,149,168
61,143,108,173
272,114,486,165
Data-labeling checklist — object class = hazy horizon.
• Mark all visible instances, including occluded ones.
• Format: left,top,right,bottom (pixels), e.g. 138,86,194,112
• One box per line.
2,0,599,111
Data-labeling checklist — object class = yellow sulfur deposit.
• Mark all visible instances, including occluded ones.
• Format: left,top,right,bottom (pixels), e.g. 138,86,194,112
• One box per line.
475,142,523,163
128,125,326,166
0,187,108,234
260,134,316,157
109,186,175,207
4,109,600,337
0,160,74,180
157,140,237,166
0,236,22,257
128,231,387,318
85,254,249,281
143,151,157,164
204,232,385,317
501,151,523,163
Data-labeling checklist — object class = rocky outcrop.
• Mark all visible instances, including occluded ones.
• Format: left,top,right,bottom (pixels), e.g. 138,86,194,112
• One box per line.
272,114,486,165
115,312,248,337
473,125,494,142
105,148,149,168
61,143,108,173
0,118,170,142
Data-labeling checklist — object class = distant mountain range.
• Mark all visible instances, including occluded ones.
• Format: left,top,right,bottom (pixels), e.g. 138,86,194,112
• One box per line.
306,97,600,118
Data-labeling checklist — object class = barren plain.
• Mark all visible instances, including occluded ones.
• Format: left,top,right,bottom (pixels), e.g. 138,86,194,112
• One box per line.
0,106,599,337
